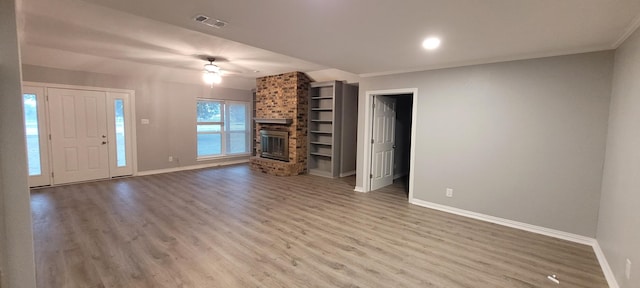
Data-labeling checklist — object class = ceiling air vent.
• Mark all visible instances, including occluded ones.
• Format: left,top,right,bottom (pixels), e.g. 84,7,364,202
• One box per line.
211,19,228,28
193,14,228,29
194,15,209,22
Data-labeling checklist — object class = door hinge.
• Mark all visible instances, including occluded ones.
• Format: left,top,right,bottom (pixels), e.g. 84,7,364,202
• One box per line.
371,139,374,144
48,134,51,140
51,172,54,178
370,174,373,179
46,95,49,101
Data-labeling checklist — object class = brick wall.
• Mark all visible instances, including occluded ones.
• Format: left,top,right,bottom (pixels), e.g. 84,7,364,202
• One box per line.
251,72,311,176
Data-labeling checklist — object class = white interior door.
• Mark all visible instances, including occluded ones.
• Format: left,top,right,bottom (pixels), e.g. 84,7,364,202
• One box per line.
22,86,51,187
370,96,396,190
48,88,109,185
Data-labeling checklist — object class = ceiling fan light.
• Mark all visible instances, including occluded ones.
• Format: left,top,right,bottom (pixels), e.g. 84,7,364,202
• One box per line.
204,63,220,72
211,72,222,84
203,71,216,84
202,58,223,86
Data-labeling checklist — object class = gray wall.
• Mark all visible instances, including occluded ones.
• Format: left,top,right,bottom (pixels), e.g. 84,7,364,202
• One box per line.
22,65,253,172
339,84,358,175
0,0,37,286
356,51,614,237
597,28,640,287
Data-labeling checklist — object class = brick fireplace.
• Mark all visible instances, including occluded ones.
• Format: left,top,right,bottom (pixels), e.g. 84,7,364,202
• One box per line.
250,72,312,176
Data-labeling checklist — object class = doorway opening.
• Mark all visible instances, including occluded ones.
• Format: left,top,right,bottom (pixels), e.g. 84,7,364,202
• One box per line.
363,88,417,200
392,94,413,194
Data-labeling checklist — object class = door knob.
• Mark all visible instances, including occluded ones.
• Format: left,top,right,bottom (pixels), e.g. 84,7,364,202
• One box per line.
393,145,397,148
102,135,107,138
102,141,107,145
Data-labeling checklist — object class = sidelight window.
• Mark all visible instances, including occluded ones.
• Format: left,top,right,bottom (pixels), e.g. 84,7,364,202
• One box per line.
23,94,42,176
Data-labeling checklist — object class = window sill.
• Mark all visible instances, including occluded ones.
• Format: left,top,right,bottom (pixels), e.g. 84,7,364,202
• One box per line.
196,153,251,162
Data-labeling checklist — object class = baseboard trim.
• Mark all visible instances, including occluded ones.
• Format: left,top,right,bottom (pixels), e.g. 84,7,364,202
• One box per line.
354,186,366,193
409,198,595,246
340,170,356,177
136,159,249,176
592,242,620,288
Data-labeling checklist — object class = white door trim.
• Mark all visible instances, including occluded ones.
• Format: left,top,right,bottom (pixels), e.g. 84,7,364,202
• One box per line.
23,81,135,94
362,88,418,201
23,82,138,178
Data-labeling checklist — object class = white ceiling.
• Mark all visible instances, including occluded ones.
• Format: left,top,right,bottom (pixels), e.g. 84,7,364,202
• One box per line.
18,0,328,90
18,0,640,90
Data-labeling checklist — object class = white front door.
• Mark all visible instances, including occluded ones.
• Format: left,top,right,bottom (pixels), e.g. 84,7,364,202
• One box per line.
370,96,396,190
22,86,51,187
48,88,110,185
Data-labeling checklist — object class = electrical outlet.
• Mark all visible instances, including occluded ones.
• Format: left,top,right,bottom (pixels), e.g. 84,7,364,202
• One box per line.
626,259,632,280
168,156,174,162
446,188,453,197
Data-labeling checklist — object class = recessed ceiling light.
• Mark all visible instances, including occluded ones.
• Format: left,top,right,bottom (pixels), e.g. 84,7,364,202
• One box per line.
422,37,441,50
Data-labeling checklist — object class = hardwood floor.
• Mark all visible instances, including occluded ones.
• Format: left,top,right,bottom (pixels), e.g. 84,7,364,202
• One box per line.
31,164,607,287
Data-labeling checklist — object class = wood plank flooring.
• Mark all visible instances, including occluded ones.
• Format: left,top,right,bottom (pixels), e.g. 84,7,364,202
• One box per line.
31,164,608,287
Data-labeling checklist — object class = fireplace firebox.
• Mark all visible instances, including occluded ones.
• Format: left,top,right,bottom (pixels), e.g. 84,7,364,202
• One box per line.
260,130,289,162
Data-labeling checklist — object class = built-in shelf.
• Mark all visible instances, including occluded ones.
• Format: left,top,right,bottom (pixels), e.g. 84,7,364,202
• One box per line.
308,80,345,178
308,168,333,178
308,80,357,179
310,152,332,157
308,80,357,178
254,118,293,125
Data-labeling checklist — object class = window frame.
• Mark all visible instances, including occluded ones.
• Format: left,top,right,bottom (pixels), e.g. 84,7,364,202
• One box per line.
224,100,252,156
196,99,251,159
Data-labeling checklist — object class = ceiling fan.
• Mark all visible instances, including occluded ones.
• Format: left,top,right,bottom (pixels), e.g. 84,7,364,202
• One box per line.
202,57,223,86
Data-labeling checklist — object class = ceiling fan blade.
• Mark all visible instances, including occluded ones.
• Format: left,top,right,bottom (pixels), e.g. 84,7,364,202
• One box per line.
192,54,230,62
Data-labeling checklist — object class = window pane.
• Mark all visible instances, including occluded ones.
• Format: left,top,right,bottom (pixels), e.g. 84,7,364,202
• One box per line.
23,94,41,176
228,103,246,131
197,133,221,157
197,124,222,133
197,101,222,122
228,132,248,154
114,99,127,167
